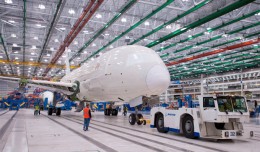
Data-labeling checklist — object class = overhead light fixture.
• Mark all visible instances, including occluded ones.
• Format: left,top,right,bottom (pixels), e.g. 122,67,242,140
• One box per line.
44,59,48,62
30,58,33,61
58,60,61,63
109,45,113,49
15,57,19,60
68,9,75,14
121,18,127,22
255,12,260,16
105,33,109,36
188,35,192,38
34,36,38,40
204,32,210,35
166,25,171,29
31,52,35,55
218,53,222,56
11,34,16,37
77,57,81,60
222,34,228,37
74,41,78,45
144,21,150,26
83,30,89,33
13,43,18,47
91,58,94,61
46,54,50,57
71,61,74,64
5,0,12,4
62,55,66,58
50,47,54,51
55,39,59,42
31,45,37,49
96,14,102,18
99,52,102,55
8,20,15,23
14,51,18,54
83,51,87,54
92,43,96,47
38,4,45,10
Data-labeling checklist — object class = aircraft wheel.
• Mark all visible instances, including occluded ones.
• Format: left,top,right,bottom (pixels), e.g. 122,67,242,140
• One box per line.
48,108,53,115
56,108,61,116
104,109,107,115
182,115,195,139
112,109,118,116
129,113,136,125
136,114,143,125
156,113,168,133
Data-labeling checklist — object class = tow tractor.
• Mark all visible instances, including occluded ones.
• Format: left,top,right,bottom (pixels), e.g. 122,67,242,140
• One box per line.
150,95,254,139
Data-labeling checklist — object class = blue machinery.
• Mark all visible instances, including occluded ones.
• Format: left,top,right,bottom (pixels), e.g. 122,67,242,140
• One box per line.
0,93,28,110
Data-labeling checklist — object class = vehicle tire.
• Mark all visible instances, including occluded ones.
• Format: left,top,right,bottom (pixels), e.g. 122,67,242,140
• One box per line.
107,109,111,116
156,113,168,133
182,115,195,139
215,123,225,130
129,113,136,125
136,114,143,125
56,108,61,116
48,108,52,115
112,109,118,116
104,109,108,115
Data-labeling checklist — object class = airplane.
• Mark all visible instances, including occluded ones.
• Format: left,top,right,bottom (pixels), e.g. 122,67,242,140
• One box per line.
0,45,170,125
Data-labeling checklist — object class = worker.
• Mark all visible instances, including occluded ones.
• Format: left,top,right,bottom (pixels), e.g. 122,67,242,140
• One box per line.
34,104,40,115
83,104,91,131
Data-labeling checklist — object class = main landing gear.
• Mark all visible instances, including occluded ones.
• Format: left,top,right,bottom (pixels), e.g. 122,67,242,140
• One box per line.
129,113,146,125
104,108,118,116
48,107,61,116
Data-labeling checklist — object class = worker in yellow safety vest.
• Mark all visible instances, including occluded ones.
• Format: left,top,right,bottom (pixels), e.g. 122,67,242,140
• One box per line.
83,104,92,131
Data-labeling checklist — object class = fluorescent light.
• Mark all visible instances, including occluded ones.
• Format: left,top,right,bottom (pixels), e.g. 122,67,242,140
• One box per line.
46,54,50,57
31,45,37,49
44,59,48,62
68,9,75,14
38,4,45,10
74,41,78,45
204,32,210,35
96,14,102,18
92,43,96,47
62,55,66,58
13,43,17,47
188,35,192,38
11,34,16,37
109,45,113,49
71,61,74,64
83,30,89,33
91,58,94,61
121,18,127,22
36,24,42,27
55,39,59,42
58,60,61,63
83,51,87,54
144,21,150,26
222,34,228,37
30,58,33,61
255,12,260,16
34,36,38,40
105,33,109,36
14,51,18,54
50,47,54,51
8,20,15,23
166,25,171,29
77,57,80,60
5,0,12,4
15,57,19,60
31,52,35,55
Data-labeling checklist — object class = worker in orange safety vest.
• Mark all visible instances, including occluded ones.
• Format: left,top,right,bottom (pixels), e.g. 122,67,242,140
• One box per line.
83,104,92,131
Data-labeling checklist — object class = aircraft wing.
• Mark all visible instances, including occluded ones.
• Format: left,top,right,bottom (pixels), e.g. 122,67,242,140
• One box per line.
0,76,79,95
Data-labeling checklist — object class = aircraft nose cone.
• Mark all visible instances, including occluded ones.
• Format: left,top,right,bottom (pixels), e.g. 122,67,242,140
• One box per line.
146,65,170,94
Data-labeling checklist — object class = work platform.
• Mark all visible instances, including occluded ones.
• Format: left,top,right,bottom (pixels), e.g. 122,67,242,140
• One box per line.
0,109,259,152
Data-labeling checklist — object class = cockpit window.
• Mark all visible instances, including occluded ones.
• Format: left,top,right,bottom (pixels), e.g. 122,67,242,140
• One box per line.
217,96,247,112
217,97,233,112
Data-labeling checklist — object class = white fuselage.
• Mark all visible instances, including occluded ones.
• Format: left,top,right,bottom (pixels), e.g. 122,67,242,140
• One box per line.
61,45,170,102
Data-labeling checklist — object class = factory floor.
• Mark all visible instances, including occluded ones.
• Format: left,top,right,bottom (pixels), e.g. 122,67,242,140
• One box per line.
0,109,259,152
